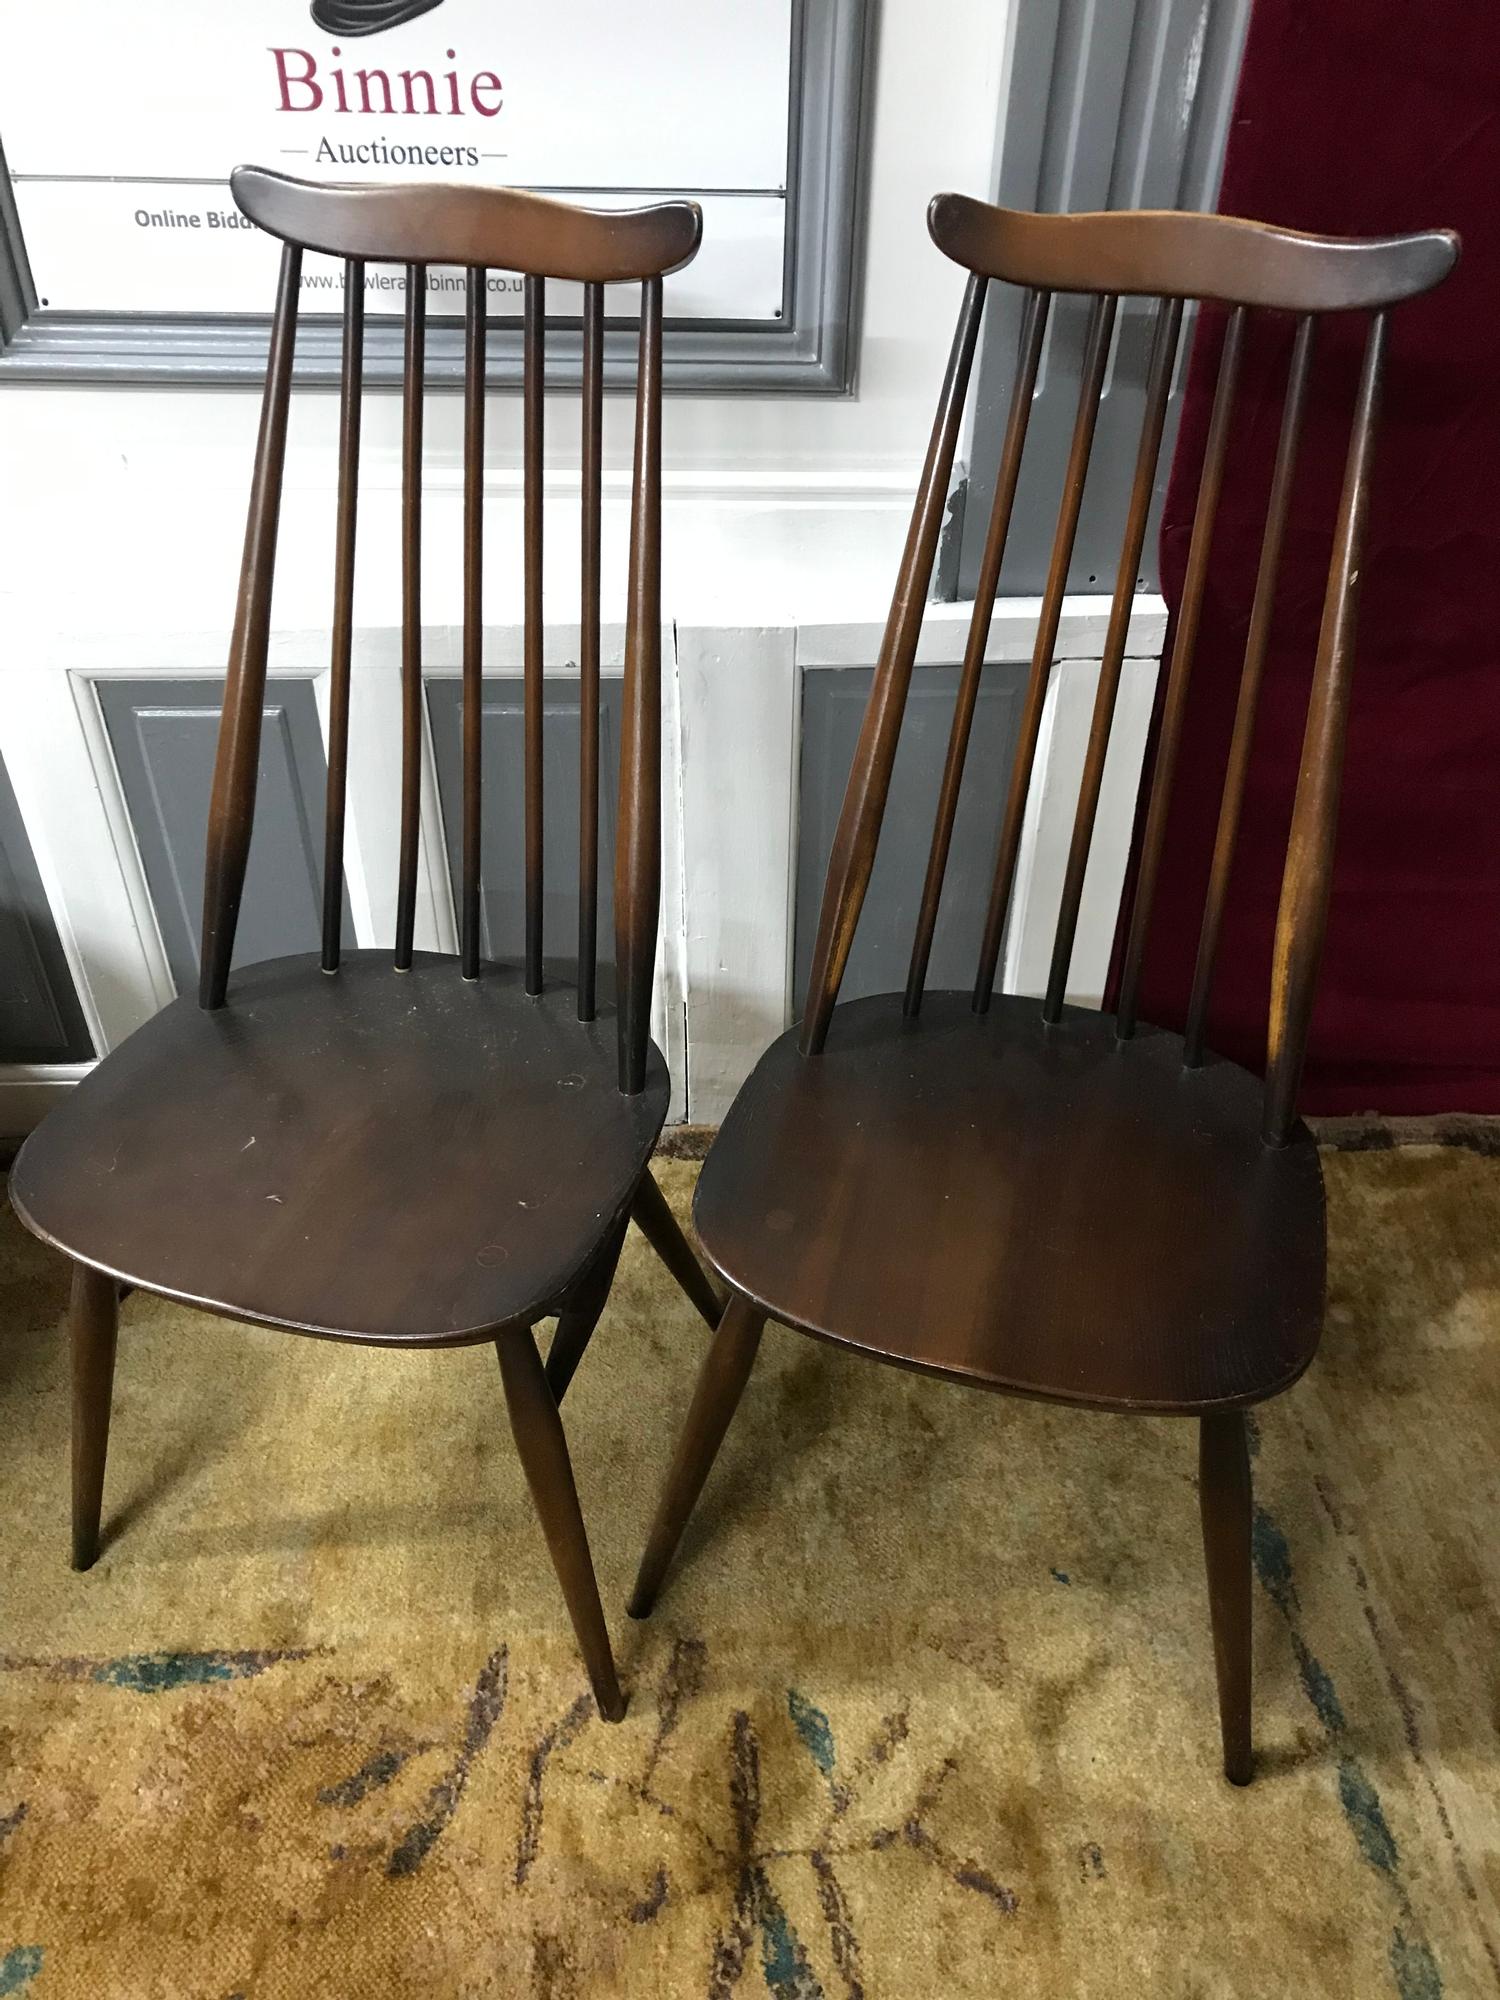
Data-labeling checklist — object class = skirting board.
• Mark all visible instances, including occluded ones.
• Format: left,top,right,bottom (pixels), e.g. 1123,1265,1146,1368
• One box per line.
0,1063,93,1143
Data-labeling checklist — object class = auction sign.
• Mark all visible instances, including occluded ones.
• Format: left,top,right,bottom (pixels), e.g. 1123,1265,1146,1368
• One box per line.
0,0,792,319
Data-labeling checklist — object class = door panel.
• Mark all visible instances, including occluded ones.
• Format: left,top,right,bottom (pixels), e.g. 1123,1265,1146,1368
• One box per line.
425,676,624,977
794,662,1028,1009
95,677,347,993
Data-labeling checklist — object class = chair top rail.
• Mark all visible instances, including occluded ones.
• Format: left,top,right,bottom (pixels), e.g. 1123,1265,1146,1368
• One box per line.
928,194,1458,312
232,166,703,283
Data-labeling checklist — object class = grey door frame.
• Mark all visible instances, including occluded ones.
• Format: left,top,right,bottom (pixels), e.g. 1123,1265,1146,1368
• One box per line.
0,748,94,1062
946,0,1251,602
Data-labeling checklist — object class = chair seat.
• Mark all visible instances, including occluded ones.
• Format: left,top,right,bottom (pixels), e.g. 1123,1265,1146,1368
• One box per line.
10,952,668,1346
692,993,1326,1412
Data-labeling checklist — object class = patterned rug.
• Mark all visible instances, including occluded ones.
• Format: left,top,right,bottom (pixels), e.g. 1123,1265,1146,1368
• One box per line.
1,1144,1497,1998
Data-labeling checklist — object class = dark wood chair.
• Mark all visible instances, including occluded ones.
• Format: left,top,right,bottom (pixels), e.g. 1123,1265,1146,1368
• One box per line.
629,197,1458,1780
9,166,723,1723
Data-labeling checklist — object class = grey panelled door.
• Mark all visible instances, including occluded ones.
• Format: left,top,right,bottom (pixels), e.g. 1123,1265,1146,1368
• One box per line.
954,0,1251,599
0,750,93,1061
426,677,624,973
96,678,349,994
793,662,1028,1010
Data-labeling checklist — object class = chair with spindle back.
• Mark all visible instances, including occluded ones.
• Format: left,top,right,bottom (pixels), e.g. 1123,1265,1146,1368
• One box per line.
8,166,722,1723
628,195,1458,1780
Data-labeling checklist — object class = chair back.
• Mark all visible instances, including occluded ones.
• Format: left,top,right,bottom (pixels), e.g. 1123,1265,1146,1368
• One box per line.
202,166,702,1095
798,194,1457,1141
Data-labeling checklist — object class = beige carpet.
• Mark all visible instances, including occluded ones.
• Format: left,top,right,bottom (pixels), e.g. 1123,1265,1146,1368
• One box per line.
1,1145,1498,1998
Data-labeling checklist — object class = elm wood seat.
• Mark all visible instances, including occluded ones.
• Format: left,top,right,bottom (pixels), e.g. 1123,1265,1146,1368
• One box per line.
631,194,1459,1783
10,953,668,1344
8,167,721,1726
692,994,1324,1411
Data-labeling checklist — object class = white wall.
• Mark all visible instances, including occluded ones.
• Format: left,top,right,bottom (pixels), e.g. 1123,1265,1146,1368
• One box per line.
1,0,1018,632
0,0,1167,1132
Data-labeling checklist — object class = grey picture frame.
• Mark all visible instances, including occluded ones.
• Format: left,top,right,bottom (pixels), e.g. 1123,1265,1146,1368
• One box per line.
0,0,871,393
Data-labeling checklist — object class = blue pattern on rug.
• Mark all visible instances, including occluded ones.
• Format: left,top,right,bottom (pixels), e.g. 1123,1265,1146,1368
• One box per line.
787,1691,836,1778
91,1650,301,1693
0,1947,42,1997
1252,1503,1444,1999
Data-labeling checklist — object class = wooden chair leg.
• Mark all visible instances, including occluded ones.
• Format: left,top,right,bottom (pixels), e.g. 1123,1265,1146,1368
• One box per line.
496,1327,626,1722
628,1293,764,1619
70,1262,119,1571
546,1216,629,1405
630,1168,723,1329
1199,1409,1254,1785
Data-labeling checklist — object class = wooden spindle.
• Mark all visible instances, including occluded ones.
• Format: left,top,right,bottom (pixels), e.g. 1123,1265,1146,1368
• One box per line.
1263,313,1388,1144
523,274,545,994
800,273,988,1056
394,265,426,970
579,280,604,1021
460,267,486,980
615,277,663,1094
972,292,1118,1013
905,287,1049,1015
1185,314,1315,1065
1043,297,1182,1022
200,242,302,1009
1114,304,1246,1038
322,258,363,974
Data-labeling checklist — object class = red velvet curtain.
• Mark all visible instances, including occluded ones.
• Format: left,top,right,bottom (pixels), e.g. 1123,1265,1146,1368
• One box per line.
1114,0,1500,1112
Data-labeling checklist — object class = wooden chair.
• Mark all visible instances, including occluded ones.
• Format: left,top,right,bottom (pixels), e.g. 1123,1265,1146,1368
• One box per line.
9,167,723,1723
629,196,1458,1780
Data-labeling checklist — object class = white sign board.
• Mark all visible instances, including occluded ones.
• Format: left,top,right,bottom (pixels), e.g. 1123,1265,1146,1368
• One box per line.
0,0,792,319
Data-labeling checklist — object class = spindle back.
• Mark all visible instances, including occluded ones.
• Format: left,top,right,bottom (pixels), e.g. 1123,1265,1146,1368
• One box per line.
799,194,1457,1142
200,166,701,1095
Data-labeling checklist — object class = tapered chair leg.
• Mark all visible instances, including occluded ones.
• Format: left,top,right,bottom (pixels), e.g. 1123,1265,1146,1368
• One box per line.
546,1216,629,1405
628,1293,765,1619
70,1262,119,1571
1199,1409,1253,1785
631,1168,723,1329
496,1327,626,1722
